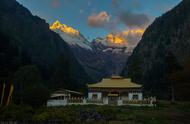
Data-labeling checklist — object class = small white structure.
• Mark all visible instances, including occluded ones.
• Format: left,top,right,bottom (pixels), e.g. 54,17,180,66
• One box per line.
47,89,83,107
87,76,143,106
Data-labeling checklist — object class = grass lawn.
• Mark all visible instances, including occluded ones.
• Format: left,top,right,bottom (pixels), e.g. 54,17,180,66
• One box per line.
0,101,190,124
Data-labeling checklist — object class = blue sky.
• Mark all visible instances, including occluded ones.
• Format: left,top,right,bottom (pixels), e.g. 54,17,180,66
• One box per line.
16,0,181,41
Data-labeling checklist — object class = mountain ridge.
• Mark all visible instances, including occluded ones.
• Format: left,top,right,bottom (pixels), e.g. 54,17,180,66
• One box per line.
122,0,190,100
50,20,131,81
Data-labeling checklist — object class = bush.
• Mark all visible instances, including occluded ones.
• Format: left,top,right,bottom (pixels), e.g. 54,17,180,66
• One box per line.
0,104,34,121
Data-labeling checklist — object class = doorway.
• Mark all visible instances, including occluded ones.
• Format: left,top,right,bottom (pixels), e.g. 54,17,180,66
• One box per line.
108,92,119,105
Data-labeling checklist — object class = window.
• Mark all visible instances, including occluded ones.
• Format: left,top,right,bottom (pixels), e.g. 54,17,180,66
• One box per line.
92,94,98,99
132,94,139,100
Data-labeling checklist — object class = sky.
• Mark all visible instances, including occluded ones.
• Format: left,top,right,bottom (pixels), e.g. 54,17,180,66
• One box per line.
16,0,181,41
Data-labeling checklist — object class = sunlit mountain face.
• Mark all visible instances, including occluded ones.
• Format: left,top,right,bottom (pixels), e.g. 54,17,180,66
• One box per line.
49,20,145,52
106,28,145,46
50,20,92,50
93,28,145,52
50,20,80,36
106,34,127,45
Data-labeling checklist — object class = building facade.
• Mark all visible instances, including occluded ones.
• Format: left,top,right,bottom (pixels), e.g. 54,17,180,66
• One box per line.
87,76,143,106
46,77,152,106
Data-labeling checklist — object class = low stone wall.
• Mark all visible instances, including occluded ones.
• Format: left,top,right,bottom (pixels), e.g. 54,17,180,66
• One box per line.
86,99,103,104
47,98,154,107
123,100,151,105
47,100,67,107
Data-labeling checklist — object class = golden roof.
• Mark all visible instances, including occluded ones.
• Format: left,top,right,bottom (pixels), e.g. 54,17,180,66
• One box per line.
88,77,142,88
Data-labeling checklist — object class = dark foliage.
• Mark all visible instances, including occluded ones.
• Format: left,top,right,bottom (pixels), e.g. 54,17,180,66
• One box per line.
1,103,190,123
170,59,190,101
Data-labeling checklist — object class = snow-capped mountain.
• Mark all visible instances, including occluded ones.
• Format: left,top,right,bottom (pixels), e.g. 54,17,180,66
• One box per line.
92,36,131,54
50,20,92,50
94,34,127,48
92,36,130,76
50,20,104,81
49,20,130,81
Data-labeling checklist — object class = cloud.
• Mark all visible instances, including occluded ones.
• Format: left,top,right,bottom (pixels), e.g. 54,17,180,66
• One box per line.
52,0,61,8
129,0,142,10
112,0,120,8
87,1,151,48
88,10,150,31
112,0,142,10
119,11,150,28
111,0,149,28
88,11,111,27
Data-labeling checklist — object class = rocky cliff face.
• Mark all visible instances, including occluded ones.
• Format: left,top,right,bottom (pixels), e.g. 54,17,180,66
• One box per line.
122,0,190,99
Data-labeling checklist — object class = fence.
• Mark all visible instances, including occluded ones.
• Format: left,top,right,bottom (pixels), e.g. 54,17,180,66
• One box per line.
47,98,155,106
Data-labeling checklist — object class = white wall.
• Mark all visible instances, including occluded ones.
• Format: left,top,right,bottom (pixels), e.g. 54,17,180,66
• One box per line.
103,97,108,104
122,96,129,101
88,92,102,100
138,93,143,100
117,100,123,106
47,100,67,106
128,93,133,100
128,92,143,101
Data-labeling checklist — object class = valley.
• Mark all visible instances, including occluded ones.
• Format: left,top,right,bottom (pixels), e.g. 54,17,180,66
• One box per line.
0,0,190,123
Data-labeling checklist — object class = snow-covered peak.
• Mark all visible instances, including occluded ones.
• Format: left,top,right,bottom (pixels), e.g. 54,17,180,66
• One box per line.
50,20,92,50
50,20,80,36
94,34,128,48
93,35,133,54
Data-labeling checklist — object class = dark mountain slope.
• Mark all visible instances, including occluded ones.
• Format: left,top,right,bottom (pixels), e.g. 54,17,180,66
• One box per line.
122,0,190,99
0,0,91,91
